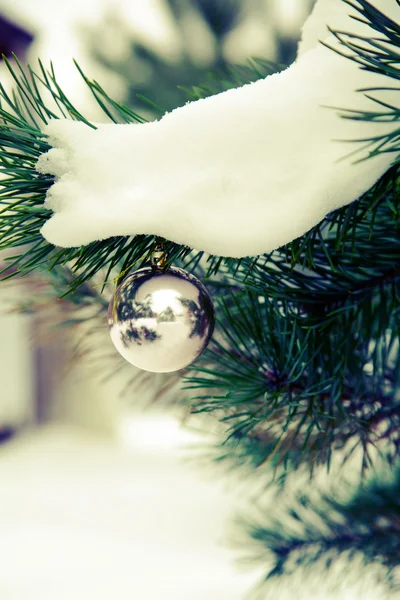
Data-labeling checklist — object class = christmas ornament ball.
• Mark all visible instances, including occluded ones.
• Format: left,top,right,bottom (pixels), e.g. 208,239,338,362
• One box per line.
108,267,215,373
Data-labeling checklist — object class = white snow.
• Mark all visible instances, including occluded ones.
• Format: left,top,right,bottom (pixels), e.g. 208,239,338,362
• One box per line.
0,424,260,600
36,0,400,257
0,423,394,600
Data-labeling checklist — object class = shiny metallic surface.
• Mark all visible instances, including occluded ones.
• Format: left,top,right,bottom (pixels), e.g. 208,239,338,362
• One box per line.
108,267,215,373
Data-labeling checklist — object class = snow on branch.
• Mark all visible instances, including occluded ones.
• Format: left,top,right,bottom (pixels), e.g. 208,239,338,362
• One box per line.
36,0,400,257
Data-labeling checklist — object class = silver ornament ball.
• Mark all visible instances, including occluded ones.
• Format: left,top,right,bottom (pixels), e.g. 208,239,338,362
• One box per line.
108,266,215,373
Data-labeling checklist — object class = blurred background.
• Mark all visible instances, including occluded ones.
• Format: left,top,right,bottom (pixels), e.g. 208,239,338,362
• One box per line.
0,1,313,598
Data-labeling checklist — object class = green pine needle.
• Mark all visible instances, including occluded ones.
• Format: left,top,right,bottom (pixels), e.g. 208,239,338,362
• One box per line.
323,0,400,158
240,466,400,595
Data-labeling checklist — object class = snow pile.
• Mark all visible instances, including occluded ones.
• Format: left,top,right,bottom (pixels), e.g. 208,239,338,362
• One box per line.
36,0,400,257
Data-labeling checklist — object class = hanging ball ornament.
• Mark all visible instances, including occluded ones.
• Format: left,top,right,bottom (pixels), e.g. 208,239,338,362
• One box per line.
108,264,215,373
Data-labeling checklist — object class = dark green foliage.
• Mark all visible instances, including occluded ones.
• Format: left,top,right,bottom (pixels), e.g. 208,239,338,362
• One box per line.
180,58,283,101
182,0,400,475
185,159,400,474
241,466,400,595
324,0,400,159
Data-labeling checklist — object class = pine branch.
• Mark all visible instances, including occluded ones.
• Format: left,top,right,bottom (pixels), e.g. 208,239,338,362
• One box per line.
179,58,283,101
185,272,400,473
240,467,400,595
185,147,399,475
324,0,400,159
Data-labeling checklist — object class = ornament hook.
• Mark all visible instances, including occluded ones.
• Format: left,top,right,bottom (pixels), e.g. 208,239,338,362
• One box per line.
151,240,168,270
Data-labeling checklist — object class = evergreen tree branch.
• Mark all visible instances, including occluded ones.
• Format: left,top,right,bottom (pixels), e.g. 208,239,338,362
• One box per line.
241,468,400,595
324,0,400,159
186,146,399,473
185,274,399,473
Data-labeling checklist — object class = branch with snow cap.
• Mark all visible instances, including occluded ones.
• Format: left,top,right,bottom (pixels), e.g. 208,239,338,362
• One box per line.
36,0,400,258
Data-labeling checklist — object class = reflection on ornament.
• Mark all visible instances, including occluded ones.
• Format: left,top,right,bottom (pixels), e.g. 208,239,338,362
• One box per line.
108,266,215,373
